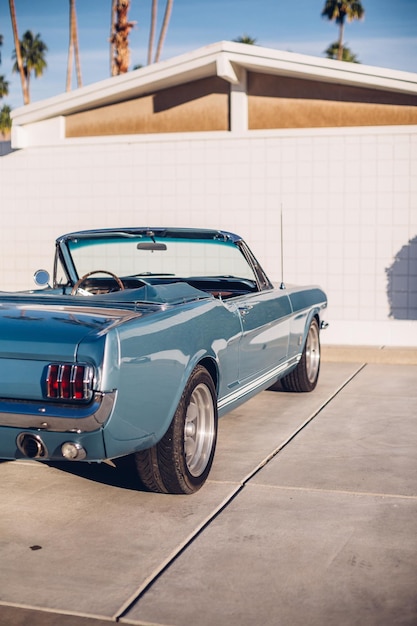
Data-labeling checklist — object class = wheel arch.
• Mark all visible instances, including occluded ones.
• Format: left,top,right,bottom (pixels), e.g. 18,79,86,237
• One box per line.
197,356,219,394
301,309,321,350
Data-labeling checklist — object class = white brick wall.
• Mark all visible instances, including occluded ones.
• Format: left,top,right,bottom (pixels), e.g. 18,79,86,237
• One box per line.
1,125,416,346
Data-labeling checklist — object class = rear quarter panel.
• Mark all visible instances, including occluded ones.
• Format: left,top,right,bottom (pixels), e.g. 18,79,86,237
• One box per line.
100,297,242,457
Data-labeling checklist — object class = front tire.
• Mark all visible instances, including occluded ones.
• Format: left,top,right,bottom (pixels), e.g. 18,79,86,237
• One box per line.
273,318,321,393
135,366,218,494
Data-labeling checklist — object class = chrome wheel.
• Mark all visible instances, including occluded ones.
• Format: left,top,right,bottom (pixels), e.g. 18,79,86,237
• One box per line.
272,318,321,393
135,365,218,494
305,320,320,384
184,383,216,477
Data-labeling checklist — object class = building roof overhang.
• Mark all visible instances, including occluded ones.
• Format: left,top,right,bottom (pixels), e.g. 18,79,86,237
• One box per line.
11,40,417,127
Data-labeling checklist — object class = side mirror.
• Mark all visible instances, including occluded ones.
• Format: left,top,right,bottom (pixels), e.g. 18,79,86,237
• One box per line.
33,269,51,288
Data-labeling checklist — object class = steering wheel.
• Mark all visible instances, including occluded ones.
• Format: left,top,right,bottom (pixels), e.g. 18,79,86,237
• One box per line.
71,270,125,295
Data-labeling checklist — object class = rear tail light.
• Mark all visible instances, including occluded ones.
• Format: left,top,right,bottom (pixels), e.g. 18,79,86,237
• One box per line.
46,363,94,401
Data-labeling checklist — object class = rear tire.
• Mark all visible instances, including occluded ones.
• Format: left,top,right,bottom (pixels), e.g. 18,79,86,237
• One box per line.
273,318,321,393
135,365,218,494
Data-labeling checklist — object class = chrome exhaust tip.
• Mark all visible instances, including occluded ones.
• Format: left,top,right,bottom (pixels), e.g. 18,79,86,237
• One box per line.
17,433,48,459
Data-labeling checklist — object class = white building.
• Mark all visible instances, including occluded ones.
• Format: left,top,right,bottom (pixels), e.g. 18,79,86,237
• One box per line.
1,41,417,346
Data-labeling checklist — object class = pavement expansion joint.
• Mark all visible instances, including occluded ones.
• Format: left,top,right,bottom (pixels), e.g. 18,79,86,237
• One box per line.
113,363,367,622
239,363,367,486
0,600,115,624
112,485,243,621
266,484,417,501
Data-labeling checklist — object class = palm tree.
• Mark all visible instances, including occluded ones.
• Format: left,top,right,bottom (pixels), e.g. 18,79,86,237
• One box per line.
154,0,174,63
233,34,257,45
110,0,117,75
0,34,7,98
321,1,364,61
325,41,359,62
66,0,82,91
147,0,157,65
110,0,136,75
12,31,47,104
0,104,11,137
0,76,9,99
8,0,29,104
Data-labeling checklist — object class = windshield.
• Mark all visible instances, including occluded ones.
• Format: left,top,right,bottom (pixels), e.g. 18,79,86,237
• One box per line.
67,235,258,283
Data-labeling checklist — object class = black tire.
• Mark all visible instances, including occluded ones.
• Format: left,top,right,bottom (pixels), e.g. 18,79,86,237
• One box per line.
273,318,321,393
135,365,218,494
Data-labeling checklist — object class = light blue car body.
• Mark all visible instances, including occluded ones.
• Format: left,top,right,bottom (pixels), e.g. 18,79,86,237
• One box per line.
0,228,327,463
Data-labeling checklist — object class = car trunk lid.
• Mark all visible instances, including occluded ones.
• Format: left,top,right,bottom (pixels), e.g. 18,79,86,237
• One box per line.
0,299,136,401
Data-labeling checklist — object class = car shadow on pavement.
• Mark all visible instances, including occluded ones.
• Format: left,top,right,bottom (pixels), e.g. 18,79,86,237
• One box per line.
47,454,148,492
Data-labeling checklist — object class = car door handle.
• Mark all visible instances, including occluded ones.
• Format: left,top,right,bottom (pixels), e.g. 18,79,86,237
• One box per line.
238,305,253,316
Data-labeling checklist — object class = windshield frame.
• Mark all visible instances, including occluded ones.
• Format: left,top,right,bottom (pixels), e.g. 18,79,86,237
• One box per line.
54,228,273,292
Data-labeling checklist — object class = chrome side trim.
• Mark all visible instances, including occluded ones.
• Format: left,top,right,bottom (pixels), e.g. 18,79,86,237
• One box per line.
218,354,301,412
0,391,116,433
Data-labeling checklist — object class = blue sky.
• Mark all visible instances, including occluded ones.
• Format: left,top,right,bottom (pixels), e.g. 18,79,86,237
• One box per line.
0,0,416,109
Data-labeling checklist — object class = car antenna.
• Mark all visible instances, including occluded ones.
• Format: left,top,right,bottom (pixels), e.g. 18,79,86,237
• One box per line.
280,203,286,290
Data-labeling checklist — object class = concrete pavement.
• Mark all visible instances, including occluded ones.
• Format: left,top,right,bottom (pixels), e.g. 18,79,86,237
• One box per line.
0,357,416,625
322,344,417,365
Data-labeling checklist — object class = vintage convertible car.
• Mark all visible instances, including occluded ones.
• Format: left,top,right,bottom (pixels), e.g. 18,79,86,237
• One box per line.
0,228,327,494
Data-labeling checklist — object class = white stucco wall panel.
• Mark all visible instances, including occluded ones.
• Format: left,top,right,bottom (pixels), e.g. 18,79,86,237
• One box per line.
0,125,416,346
